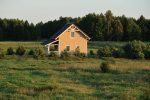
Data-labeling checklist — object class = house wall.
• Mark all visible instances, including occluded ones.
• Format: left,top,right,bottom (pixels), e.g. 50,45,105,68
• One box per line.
58,30,88,55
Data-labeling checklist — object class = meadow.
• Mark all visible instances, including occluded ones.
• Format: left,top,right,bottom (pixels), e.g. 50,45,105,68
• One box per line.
0,41,150,100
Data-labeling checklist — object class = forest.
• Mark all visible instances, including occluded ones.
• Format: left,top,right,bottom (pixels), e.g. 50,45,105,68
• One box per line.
0,10,150,41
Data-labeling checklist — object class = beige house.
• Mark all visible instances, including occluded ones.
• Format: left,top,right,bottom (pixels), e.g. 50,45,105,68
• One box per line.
45,24,90,55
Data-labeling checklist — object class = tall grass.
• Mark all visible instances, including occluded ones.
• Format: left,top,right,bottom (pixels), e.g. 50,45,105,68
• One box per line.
0,58,149,99
0,41,150,99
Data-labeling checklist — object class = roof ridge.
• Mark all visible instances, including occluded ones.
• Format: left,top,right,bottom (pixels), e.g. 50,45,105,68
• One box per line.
50,23,90,40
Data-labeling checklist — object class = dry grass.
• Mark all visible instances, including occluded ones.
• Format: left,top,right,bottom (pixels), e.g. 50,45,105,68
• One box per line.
110,58,150,71
0,41,150,99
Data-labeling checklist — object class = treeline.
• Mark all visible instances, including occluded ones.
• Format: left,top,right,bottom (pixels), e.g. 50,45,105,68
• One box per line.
0,10,150,41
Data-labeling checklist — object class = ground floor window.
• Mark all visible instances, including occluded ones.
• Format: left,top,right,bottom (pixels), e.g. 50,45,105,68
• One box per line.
75,45,80,52
66,45,70,51
49,45,58,51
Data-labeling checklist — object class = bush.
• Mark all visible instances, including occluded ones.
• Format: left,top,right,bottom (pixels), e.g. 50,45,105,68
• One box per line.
74,52,86,58
33,48,44,59
143,89,150,100
97,46,112,58
0,48,5,59
124,40,146,59
78,53,86,58
73,47,85,58
144,44,150,59
48,52,59,58
89,50,94,55
16,46,26,56
88,50,96,58
28,49,35,55
100,62,110,73
144,49,150,59
61,50,71,58
7,47,14,55
112,48,125,58
137,52,145,59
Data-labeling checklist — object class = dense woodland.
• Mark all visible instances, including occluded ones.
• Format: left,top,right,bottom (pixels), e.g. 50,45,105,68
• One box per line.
0,10,150,41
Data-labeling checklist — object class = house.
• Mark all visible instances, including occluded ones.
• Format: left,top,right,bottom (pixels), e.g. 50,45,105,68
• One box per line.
45,23,90,55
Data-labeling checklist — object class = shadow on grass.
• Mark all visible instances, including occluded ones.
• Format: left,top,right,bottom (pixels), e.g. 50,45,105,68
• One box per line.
33,85,55,93
10,67,40,71
10,67,49,77
53,67,100,74
53,67,150,89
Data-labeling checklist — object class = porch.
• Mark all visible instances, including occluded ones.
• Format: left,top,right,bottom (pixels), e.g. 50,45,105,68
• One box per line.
45,40,59,55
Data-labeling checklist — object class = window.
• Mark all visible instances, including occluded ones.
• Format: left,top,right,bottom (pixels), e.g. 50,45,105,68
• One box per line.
66,46,70,51
75,45,80,52
76,45,79,49
71,32,75,38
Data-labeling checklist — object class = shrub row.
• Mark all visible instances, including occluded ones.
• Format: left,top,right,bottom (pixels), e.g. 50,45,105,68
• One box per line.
0,46,44,59
1,40,149,60
89,40,150,59
0,46,86,59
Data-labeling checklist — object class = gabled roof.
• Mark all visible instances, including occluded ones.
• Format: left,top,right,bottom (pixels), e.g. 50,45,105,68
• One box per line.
50,23,90,40
50,24,72,40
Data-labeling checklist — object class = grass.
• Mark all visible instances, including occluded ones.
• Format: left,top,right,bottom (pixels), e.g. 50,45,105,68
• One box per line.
0,41,150,99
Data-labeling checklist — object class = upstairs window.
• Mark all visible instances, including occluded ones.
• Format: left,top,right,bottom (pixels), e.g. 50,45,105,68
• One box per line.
71,32,75,38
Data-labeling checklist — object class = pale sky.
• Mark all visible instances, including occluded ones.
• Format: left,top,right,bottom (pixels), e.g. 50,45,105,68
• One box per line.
0,0,150,24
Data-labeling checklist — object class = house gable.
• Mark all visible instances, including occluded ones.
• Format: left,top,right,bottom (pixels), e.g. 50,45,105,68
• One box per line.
51,24,90,41
58,28,88,53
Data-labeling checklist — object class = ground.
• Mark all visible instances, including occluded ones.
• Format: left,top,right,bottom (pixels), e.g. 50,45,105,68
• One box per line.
0,41,150,100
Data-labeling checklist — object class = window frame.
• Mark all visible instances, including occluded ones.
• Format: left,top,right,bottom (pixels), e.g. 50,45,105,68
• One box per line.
65,45,70,51
70,32,75,38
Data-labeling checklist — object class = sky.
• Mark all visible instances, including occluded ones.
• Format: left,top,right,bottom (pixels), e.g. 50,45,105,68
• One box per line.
0,0,150,24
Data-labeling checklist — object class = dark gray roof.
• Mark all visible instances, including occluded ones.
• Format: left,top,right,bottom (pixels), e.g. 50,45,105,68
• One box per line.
50,23,72,40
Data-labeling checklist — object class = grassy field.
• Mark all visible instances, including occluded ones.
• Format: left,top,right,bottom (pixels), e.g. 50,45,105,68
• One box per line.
0,41,150,100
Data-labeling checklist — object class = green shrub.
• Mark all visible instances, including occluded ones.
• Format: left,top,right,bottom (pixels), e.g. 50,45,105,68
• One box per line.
89,50,94,55
144,44,150,59
97,46,112,58
33,48,44,59
48,52,59,58
73,48,86,58
73,47,85,58
74,47,80,56
143,89,150,100
144,49,150,59
124,40,146,59
16,46,26,56
112,48,125,58
28,49,35,55
79,53,86,58
0,48,5,59
137,52,145,59
7,47,14,55
88,50,96,58
61,50,71,58
100,62,110,73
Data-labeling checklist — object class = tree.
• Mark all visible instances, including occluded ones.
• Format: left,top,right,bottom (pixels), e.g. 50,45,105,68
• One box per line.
137,15,150,41
79,13,106,41
79,13,97,40
120,15,129,41
0,10,149,41
127,19,141,40
112,18,123,41
105,10,113,40
94,13,106,41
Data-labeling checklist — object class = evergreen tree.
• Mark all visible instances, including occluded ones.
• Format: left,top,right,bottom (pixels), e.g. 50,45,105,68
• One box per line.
112,18,123,41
